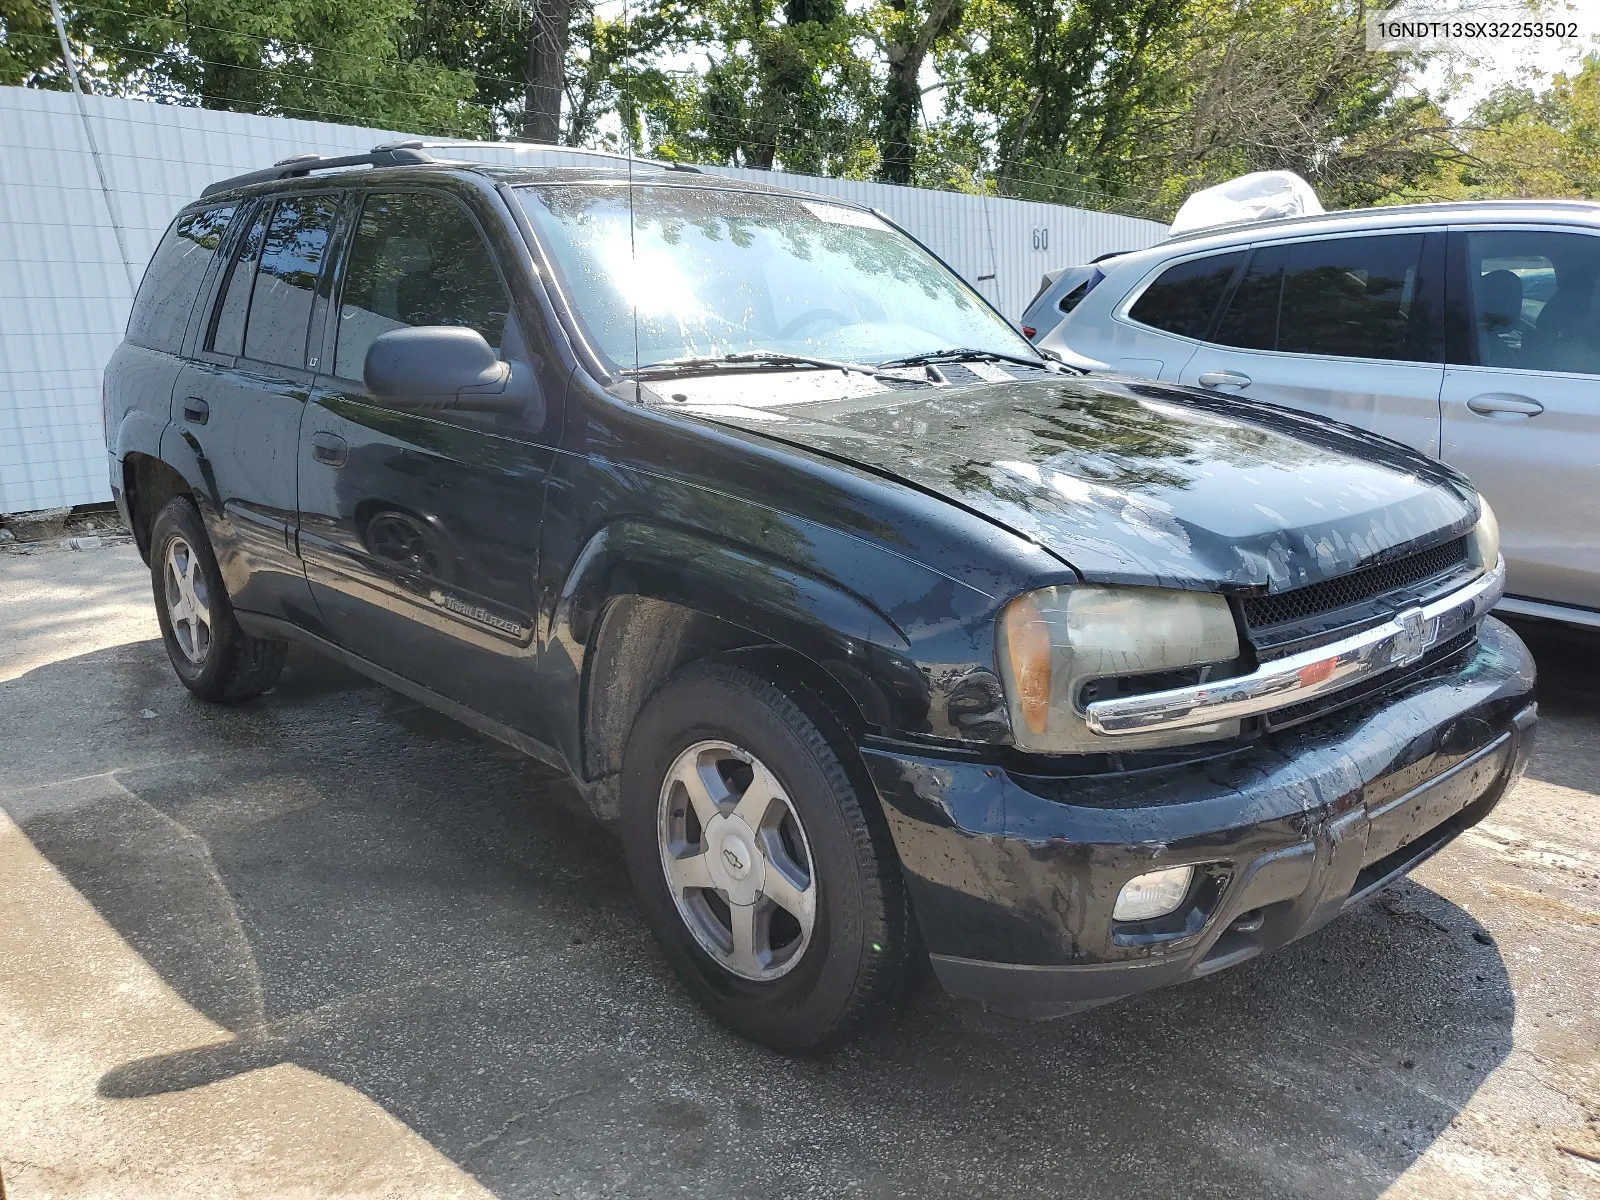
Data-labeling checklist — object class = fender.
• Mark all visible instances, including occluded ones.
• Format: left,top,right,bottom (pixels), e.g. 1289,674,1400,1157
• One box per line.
113,407,168,466
552,518,934,744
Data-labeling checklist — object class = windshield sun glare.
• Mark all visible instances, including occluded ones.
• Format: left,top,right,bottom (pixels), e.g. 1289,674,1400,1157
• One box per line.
517,183,1035,373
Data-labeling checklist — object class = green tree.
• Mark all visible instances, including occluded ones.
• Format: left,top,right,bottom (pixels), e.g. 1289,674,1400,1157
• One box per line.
642,0,876,174
14,0,485,133
1427,55,1600,199
941,0,1190,207
870,0,965,184
0,0,62,87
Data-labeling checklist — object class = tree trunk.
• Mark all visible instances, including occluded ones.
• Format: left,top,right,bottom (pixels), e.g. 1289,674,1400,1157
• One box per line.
522,0,572,144
877,0,963,185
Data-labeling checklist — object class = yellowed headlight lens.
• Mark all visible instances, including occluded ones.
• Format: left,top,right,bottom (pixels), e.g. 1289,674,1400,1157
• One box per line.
996,584,1241,753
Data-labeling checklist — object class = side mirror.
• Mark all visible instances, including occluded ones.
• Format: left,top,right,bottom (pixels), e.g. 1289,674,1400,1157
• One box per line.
363,326,541,418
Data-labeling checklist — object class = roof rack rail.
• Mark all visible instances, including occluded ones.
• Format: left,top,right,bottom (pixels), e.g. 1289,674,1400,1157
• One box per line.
395,138,702,173
199,140,438,198
200,137,702,198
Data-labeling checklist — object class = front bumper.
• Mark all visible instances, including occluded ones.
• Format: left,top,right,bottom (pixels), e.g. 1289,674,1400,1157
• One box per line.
863,618,1537,1018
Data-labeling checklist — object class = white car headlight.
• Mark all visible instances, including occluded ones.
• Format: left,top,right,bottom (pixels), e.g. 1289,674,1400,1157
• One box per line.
995,584,1242,753
1467,497,1499,570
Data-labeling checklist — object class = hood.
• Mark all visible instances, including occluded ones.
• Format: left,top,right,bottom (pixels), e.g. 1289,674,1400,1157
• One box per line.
671,374,1477,593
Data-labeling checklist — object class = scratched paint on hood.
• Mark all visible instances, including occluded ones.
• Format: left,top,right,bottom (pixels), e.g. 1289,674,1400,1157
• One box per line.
672,373,1479,593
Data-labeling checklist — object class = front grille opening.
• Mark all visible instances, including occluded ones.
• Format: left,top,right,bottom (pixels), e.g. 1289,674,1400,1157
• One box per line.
1243,537,1469,631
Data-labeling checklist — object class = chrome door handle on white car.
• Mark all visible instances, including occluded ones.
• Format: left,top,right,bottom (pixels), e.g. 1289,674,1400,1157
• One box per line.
1197,369,1251,390
1465,393,1545,419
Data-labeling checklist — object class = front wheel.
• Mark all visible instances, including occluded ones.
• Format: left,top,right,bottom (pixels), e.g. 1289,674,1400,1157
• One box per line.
620,661,911,1052
149,497,287,702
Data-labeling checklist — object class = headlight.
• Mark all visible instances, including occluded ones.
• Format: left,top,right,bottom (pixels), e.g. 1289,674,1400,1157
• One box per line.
1467,497,1499,569
996,584,1241,752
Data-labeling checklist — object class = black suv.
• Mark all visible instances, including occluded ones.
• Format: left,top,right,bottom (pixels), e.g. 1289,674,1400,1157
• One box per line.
106,141,1537,1051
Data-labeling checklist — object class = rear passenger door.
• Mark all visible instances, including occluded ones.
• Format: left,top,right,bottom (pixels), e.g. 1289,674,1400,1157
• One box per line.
1179,232,1447,455
1440,226,1600,610
169,192,339,623
296,185,568,737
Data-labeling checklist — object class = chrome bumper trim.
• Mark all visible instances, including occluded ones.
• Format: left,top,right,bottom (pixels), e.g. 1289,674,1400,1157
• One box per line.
1084,558,1506,737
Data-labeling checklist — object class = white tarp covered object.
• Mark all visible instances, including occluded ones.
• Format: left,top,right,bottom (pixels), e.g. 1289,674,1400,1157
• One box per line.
1168,170,1324,237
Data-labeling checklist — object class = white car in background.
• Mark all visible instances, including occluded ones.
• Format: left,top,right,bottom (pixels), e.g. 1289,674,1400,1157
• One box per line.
1041,200,1600,629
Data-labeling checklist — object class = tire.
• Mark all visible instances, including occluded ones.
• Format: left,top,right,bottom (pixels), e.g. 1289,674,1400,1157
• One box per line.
620,660,911,1051
149,496,287,702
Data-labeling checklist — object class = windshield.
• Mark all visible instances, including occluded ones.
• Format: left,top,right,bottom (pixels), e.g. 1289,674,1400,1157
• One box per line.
516,183,1036,371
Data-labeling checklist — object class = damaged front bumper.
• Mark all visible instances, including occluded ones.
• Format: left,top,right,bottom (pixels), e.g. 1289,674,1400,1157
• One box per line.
863,617,1537,1018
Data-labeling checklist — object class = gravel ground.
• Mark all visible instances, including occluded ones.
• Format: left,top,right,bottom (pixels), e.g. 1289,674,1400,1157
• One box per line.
1,540,1596,1199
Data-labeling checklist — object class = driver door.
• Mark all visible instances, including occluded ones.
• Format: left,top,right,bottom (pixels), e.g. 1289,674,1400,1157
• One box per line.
296,185,570,734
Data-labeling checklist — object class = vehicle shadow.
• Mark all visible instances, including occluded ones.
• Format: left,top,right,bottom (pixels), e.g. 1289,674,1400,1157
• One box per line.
1,640,1520,1199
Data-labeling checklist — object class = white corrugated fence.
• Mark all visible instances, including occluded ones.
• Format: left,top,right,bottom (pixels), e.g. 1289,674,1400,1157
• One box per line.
0,87,1166,514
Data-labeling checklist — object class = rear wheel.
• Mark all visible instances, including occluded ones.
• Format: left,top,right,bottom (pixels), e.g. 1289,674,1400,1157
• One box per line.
150,497,287,702
621,660,910,1051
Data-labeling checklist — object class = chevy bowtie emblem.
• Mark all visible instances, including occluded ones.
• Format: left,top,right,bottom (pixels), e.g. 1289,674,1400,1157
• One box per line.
723,846,745,871
1392,607,1429,667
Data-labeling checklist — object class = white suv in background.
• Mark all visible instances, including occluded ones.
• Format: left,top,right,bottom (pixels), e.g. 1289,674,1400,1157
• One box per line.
1042,201,1600,628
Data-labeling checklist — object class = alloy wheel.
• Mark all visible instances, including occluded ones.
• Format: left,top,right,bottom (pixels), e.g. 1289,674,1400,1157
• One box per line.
163,535,212,664
657,739,818,981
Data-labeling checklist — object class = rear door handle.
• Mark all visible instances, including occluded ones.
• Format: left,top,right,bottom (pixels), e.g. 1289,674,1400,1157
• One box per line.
1197,370,1251,390
310,431,348,467
1466,392,1544,418
182,397,209,425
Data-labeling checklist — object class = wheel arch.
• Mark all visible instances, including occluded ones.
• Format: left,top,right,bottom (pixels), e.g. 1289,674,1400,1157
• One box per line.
122,452,195,564
561,520,929,819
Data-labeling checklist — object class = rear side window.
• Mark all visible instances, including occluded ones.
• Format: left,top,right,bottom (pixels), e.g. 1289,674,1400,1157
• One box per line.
1127,252,1242,339
1213,234,1439,362
126,206,234,353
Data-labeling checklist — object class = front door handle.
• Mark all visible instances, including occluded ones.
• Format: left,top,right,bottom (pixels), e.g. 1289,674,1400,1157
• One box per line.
1197,369,1252,390
310,431,348,467
1466,392,1544,418
182,397,209,425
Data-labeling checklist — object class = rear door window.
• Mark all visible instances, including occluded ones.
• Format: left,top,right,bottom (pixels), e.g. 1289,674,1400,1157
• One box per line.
1460,229,1600,374
208,206,269,358
1213,233,1439,362
1277,234,1429,360
242,196,341,368
1126,252,1243,339
1213,245,1285,351
127,206,234,353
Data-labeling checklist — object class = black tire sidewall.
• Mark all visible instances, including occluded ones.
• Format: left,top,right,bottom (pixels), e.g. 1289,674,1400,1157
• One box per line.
621,663,897,1050
149,497,239,696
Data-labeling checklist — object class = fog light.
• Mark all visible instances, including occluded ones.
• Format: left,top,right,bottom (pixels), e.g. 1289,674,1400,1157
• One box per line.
1113,866,1195,921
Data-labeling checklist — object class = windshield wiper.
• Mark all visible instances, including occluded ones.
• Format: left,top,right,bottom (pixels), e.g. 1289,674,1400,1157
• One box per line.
877,347,1058,372
622,350,887,380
